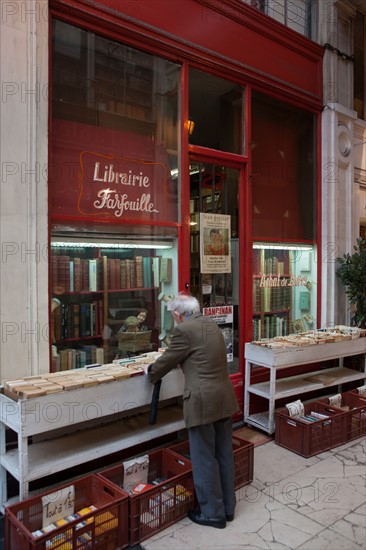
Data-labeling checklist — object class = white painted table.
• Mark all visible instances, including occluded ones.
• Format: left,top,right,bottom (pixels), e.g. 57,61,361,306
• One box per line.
0,368,184,510
244,338,366,434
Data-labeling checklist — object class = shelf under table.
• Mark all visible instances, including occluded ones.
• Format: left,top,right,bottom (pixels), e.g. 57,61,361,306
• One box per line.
247,366,366,400
1,404,184,485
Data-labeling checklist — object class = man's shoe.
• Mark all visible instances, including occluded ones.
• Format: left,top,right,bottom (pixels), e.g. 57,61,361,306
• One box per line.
226,514,234,522
188,510,226,529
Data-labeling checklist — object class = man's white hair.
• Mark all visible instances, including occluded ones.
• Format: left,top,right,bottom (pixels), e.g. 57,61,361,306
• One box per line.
170,294,200,316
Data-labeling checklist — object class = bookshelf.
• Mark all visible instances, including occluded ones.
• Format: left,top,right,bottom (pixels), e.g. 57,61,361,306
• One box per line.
51,236,177,369
252,247,293,340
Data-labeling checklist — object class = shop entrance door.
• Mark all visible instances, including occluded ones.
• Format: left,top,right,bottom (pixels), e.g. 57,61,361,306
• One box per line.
189,161,241,375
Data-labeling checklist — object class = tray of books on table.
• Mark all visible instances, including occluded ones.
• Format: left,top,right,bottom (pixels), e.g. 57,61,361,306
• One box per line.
252,326,366,349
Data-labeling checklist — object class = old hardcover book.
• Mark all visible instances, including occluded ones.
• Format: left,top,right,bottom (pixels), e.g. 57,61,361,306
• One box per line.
120,259,128,289
135,256,144,287
81,259,90,291
73,257,82,293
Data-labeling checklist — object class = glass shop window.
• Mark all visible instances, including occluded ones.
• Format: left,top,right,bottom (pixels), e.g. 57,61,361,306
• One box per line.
50,20,182,370
51,19,181,220
251,90,317,242
50,225,179,370
252,242,318,341
188,68,244,154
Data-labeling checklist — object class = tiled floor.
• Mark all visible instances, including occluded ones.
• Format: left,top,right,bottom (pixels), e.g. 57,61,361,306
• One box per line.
141,437,366,550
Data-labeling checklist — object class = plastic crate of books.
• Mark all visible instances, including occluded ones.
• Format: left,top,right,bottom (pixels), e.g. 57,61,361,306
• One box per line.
5,474,129,550
317,391,366,442
97,449,195,545
275,401,347,458
168,436,254,490
349,385,366,399
232,436,255,489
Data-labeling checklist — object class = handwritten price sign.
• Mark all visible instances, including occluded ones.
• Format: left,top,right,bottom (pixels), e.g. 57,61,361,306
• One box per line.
42,485,75,528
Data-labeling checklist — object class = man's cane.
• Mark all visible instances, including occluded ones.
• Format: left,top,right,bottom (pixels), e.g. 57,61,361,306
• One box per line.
149,379,162,425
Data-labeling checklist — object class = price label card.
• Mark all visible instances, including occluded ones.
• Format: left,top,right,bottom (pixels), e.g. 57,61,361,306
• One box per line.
42,485,75,528
123,455,149,492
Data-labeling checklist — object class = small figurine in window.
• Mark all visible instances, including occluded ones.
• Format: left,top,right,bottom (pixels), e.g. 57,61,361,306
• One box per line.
119,311,148,333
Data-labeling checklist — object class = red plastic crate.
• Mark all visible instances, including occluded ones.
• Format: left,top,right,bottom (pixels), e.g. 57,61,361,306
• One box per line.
275,401,347,458
97,449,195,546
168,436,254,490
318,391,366,442
5,474,129,550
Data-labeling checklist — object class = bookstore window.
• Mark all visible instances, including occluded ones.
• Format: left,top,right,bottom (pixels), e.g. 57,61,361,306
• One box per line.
251,90,317,241
188,68,244,154
52,18,181,207
50,20,181,370
251,91,318,341
50,225,179,369
252,242,317,340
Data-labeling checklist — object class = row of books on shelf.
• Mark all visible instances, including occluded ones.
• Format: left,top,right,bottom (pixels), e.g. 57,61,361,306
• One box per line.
51,254,173,293
53,300,103,341
253,250,290,275
55,345,104,371
253,283,291,313
252,315,288,341
51,255,103,293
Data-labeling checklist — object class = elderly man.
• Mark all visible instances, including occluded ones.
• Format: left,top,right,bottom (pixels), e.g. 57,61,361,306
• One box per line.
148,294,239,529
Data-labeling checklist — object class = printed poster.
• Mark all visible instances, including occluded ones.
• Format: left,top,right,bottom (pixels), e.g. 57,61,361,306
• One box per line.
203,305,234,362
200,213,231,274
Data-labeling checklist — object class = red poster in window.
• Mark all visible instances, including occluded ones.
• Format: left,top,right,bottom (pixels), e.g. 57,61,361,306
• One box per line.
50,120,177,223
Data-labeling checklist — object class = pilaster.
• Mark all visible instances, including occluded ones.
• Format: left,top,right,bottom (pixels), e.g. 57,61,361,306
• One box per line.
0,1,49,381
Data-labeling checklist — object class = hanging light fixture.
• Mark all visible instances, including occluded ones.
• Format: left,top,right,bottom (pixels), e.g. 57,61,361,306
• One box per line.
187,119,195,136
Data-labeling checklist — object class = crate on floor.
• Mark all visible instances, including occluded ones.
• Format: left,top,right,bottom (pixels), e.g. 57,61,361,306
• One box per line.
97,449,195,546
168,436,254,490
232,436,254,489
275,401,347,458
317,391,366,442
5,474,129,550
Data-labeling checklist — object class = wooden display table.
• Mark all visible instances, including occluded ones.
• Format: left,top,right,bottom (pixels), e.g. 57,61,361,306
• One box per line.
244,337,366,434
0,366,184,510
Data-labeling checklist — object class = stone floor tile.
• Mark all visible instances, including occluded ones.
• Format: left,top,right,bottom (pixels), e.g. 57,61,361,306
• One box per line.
142,436,366,550
296,527,365,549
329,505,366,546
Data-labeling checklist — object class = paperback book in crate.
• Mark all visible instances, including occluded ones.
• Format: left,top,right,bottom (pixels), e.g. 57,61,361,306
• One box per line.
5,474,129,550
96,449,194,545
275,401,347,457
168,436,254,490
317,391,366,442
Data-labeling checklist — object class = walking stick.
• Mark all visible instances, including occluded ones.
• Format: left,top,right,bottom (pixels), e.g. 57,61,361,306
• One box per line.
149,379,162,425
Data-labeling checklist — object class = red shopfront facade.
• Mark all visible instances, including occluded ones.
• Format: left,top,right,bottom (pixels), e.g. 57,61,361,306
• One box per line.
49,0,324,420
